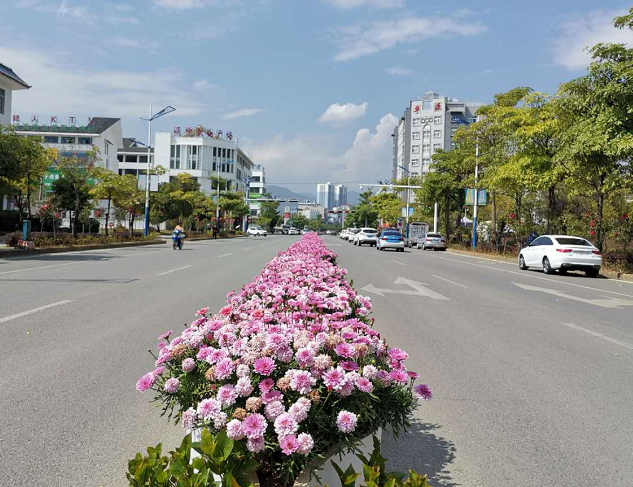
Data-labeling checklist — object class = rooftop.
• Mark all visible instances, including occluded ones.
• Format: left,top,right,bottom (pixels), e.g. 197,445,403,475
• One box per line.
14,117,120,134
0,63,30,89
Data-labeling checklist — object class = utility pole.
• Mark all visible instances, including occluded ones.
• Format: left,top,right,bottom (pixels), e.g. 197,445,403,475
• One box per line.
144,104,152,237
472,115,480,250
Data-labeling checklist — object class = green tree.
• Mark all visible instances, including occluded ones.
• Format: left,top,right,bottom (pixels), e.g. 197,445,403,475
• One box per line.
258,197,280,232
113,174,144,236
370,192,403,227
555,9,633,250
89,168,126,235
0,127,51,220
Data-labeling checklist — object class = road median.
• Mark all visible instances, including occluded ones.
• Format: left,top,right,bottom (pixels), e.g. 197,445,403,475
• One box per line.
0,239,166,258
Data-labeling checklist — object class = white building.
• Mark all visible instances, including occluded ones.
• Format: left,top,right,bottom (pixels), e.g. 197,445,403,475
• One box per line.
0,63,29,126
317,182,347,210
11,118,122,211
393,91,481,181
248,165,266,219
153,129,254,195
298,202,326,220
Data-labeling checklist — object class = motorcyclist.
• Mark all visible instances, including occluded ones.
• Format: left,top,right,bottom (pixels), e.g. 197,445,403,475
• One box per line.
174,222,184,233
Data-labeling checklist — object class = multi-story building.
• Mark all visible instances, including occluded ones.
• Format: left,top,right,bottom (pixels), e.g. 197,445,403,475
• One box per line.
13,117,123,199
117,137,157,191
248,165,266,219
0,63,29,126
392,91,481,179
317,182,347,211
153,128,254,195
298,202,326,220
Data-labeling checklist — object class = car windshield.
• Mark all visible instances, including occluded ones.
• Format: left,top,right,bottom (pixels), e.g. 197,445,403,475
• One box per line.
350,229,360,234
555,237,591,246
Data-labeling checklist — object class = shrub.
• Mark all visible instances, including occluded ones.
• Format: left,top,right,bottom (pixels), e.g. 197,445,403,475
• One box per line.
137,235,431,487
4,231,22,247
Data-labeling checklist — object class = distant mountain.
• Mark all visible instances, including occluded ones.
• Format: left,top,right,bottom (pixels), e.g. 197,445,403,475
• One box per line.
266,185,361,206
267,185,317,202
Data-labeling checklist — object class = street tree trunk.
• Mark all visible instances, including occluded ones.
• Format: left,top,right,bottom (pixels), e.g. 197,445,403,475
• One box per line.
444,191,451,244
105,196,111,236
492,191,498,250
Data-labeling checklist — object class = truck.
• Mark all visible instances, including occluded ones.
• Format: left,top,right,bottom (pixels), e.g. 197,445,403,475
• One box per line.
407,221,429,248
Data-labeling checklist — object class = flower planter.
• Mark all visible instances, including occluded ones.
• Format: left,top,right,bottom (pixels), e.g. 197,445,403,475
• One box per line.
189,428,381,487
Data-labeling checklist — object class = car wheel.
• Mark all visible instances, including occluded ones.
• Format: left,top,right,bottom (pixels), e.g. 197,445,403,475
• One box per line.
519,254,528,270
543,257,553,275
422,244,426,250
586,268,600,278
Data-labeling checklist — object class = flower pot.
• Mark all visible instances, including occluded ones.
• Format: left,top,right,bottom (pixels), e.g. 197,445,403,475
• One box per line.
188,428,381,487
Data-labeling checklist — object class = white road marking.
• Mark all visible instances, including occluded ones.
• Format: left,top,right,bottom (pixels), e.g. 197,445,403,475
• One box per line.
0,300,73,324
427,253,633,299
218,253,233,258
361,277,449,300
391,259,406,266
563,323,633,351
513,282,633,309
329,244,343,247
0,262,79,276
158,265,192,276
432,275,469,288
243,247,253,251
120,251,165,257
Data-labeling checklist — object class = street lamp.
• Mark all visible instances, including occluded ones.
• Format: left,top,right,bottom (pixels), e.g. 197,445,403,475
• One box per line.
472,115,480,250
397,165,411,239
140,105,176,236
243,175,252,232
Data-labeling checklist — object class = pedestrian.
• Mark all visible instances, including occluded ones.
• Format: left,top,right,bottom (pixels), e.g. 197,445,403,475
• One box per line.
213,224,219,239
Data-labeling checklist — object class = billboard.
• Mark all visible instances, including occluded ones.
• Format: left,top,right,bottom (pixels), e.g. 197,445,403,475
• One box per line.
465,189,487,205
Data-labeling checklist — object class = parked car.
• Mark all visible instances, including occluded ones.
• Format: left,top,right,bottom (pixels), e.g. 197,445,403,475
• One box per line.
346,228,360,242
353,228,378,247
288,227,299,235
518,235,602,277
419,232,446,250
247,225,267,237
377,230,405,252
408,222,429,248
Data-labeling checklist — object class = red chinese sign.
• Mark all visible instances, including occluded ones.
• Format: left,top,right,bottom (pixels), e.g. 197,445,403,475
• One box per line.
434,102,442,112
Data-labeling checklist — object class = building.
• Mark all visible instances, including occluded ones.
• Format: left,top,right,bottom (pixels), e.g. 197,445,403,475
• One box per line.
153,127,254,195
392,91,481,181
298,202,326,220
248,165,266,219
13,117,122,201
317,182,347,211
0,63,30,126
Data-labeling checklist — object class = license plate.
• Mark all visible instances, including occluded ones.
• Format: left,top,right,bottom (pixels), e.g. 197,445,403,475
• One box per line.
575,250,591,254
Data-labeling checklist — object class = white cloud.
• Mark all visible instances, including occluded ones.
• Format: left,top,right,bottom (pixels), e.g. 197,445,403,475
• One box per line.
553,9,633,70
332,16,487,61
57,0,90,20
318,102,368,123
386,66,413,76
0,46,205,119
152,0,220,9
193,79,211,90
245,113,398,185
322,0,403,8
109,36,159,52
223,108,264,120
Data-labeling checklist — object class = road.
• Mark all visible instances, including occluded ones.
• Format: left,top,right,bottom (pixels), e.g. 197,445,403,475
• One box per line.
1,235,632,486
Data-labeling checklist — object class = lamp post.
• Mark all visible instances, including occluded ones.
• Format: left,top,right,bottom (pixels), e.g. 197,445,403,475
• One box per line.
397,165,411,239
243,175,251,232
472,115,480,250
140,105,176,236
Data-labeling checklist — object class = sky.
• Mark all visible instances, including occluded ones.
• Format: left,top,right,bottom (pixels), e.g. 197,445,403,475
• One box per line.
2,0,633,193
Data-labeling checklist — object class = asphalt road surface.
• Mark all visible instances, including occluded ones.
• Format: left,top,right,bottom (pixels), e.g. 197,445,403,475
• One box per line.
1,235,632,487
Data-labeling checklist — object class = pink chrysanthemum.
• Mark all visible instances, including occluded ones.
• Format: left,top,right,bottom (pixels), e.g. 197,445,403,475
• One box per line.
196,307,209,316
136,373,156,392
247,435,265,453
289,370,315,394
158,330,172,341
197,398,221,420
226,419,245,440
336,410,357,434
217,385,238,407
215,358,235,380
242,413,268,439
265,400,286,420
182,407,197,429
323,367,346,391
279,435,299,455
235,377,254,397
388,369,409,384
296,433,314,455
254,357,276,376
415,384,433,401
274,413,298,437
259,378,275,392
164,378,180,394
182,358,196,373
355,376,374,393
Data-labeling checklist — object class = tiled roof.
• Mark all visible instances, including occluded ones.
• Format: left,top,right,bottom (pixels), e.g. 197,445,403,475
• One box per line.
0,63,30,88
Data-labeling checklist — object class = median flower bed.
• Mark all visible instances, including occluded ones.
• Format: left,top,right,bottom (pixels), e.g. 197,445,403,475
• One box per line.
137,233,431,487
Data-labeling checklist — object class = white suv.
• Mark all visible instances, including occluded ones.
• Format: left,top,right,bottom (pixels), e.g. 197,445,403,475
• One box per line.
247,225,267,237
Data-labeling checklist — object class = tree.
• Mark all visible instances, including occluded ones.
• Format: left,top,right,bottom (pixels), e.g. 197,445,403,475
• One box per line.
370,192,403,227
351,190,379,228
290,214,309,230
258,197,280,232
555,9,633,250
113,174,145,236
219,192,249,230
0,126,51,220
89,168,125,235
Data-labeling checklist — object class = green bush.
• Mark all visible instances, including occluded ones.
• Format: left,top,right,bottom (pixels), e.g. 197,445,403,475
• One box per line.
4,231,22,246
28,232,155,248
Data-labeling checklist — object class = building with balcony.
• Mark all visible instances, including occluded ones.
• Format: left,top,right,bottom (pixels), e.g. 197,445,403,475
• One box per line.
248,165,266,218
317,182,347,211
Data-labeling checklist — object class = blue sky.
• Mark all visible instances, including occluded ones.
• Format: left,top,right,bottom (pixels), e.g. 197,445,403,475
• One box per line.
2,0,633,192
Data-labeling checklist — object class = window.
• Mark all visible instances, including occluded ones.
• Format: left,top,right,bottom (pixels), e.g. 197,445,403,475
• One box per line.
412,132,420,140
411,145,420,154
237,169,242,180
433,143,441,150
252,176,260,182
434,117,441,124
117,155,123,162
124,155,137,163
78,137,92,144
139,155,148,163
213,147,217,157
531,237,552,246
422,101,431,110
433,130,442,138
412,119,421,127
212,162,216,171
423,125,431,142
61,136,76,144
411,158,420,167
44,136,59,144
104,141,110,155
170,145,181,169
250,187,261,193
555,237,591,246
0,88,4,114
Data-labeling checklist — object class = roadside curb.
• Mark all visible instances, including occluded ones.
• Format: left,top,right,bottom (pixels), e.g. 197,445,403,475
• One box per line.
0,239,166,259
446,248,633,283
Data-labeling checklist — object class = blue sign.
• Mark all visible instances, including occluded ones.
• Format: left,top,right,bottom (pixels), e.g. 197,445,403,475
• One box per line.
451,115,470,125
465,189,487,205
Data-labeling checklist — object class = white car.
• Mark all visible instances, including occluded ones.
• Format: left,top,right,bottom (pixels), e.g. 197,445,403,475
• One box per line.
288,227,299,235
377,230,405,252
518,235,602,277
247,225,267,237
419,232,447,251
346,228,360,242
339,229,348,240
353,228,378,247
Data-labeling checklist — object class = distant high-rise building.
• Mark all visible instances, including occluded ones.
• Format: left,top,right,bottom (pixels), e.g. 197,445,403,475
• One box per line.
317,182,347,210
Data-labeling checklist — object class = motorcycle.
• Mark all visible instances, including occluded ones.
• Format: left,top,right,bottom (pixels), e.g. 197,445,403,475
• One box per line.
172,229,185,250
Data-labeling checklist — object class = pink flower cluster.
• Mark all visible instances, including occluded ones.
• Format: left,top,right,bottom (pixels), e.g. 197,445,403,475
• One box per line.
138,234,430,460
